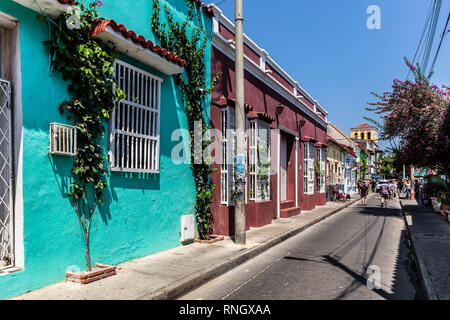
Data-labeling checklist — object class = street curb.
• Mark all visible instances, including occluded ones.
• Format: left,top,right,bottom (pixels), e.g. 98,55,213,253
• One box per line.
399,200,439,300
142,197,361,300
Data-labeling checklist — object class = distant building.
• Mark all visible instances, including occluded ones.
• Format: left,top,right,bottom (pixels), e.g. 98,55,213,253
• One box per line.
350,123,378,142
350,123,383,178
327,123,358,199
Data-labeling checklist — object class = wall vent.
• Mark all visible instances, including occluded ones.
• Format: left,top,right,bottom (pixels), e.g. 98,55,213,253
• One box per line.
50,123,77,156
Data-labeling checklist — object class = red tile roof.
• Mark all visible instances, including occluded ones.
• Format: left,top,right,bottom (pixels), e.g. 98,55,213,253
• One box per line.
91,18,187,68
351,123,376,130
326,135,356,157
58,0,75,4
193,0,215,17
247,112,275,123
212,96,254,113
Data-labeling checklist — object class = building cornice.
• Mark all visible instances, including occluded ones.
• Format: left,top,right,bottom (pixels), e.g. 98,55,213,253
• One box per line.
210,4,328,118
212,32,327,129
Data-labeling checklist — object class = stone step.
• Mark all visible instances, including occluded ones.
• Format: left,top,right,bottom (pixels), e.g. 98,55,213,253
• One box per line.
280,200,295,210
280,206,301,218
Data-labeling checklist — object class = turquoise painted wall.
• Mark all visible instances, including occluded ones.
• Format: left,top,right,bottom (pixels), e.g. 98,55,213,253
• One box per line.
0,0,212,299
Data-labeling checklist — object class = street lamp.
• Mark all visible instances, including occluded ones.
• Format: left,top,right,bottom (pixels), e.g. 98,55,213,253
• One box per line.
276,103,284,115
300,117,306,127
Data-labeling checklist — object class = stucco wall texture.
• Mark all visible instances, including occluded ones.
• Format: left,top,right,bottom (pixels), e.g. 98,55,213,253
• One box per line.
0,0,211,299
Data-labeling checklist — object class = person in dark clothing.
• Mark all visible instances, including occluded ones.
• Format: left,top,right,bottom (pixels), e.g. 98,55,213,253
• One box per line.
360,181,369,205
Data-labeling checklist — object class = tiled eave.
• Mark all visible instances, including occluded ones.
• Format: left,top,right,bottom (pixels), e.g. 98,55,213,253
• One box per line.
247,112,275,123
211,27,327,129
12,0,75,18
212,96,254,113
92,19,185,76
210,4,328,120
193,0,214,17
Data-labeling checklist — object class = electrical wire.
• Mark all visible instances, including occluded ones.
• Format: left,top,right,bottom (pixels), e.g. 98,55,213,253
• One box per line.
429,12,450,76
407,0,434,80
422,0,442,74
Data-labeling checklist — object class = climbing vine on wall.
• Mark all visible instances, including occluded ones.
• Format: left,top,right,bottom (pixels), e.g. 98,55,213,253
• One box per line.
41,1,125,270
151,0,221,239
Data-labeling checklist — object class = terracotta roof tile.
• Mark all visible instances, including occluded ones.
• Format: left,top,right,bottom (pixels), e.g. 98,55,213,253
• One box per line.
193,0,215,17
58,0,75,4
91,18,187,68
247,112,275,123
351,123,376,130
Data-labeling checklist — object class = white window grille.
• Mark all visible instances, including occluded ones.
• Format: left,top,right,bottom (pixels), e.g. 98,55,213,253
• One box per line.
249,119,270,202
303,142,315,194
0,79,12,270
220,106,247,206
49,123,77,156
110,60,162,173
316,148,326,193
220,109,229,204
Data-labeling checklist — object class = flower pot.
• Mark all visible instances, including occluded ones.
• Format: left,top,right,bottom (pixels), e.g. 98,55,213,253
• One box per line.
442,204,450,221
65,263,116,285
195,234,224,244
430,197,439,212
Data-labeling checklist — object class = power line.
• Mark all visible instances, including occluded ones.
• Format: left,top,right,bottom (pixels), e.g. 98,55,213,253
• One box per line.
407,0,434,80
422,0,442,74
430,12,450,76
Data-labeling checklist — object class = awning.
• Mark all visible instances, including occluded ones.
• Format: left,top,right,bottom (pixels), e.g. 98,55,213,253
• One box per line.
12,0,74,18
92,19,185,76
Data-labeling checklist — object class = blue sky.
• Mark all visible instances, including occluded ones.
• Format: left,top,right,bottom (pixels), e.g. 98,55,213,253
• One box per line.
204,0,450,143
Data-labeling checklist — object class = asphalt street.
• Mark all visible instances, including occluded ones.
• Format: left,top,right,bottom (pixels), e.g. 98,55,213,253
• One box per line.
179,194,422,300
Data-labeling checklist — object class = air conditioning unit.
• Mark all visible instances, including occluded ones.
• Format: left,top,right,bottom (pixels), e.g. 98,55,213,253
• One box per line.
180,214,195,243
50,123,77,156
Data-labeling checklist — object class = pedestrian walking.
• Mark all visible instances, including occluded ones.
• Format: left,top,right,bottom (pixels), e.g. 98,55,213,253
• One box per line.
418,178,425,206
405,179,411,199
360,181,369,206
379,182,390,207
388,180,396,199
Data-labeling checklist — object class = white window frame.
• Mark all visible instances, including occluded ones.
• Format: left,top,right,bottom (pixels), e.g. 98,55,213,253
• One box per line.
249,119,270,202
0,14,24,272
303,142,315,195
109,59,162,174
316,148,326,193
220,106,247,206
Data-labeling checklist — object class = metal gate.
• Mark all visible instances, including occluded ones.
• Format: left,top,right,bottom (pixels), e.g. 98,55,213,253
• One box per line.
0,78,12,270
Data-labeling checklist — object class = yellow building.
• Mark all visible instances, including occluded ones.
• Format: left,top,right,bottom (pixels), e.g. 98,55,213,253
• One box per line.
350,123,378,141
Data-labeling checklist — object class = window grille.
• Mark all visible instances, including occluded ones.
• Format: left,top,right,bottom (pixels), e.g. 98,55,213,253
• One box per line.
49,123,77,156
220,107,247,205
0,79,12,270
110,60,162,173
249,120,270,202
316,148,326,193
304,142,315,194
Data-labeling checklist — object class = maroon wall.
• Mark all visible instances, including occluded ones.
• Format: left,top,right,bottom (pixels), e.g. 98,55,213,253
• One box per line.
210,46,327,236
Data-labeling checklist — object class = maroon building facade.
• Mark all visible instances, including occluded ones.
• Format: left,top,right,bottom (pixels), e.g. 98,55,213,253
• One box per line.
209,6,328,236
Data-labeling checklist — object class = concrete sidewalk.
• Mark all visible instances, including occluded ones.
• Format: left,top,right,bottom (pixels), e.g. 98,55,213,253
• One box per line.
12,196,362,300
400,200,450,300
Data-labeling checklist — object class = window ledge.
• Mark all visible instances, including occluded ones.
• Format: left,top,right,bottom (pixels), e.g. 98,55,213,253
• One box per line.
0,266,23,277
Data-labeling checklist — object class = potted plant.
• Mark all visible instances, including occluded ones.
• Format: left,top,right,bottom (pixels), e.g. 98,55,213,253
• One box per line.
429,176,450,221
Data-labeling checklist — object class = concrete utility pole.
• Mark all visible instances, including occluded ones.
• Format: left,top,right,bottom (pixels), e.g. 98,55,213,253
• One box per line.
234,0,246,244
